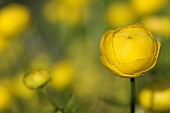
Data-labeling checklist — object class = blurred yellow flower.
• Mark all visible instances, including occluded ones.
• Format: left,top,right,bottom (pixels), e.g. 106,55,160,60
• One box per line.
0,3,31,38
139,80,170,112
131,0,167,16
23,68,51,90
0,83,11,111
100,24,161,78
142,16,170,39
10,73,34,99
107,3,136,27
43,0,88,25
51,60,75,91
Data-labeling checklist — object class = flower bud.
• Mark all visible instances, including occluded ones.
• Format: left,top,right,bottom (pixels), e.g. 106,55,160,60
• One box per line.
139,80,170,112
100,24,161,78
23,68,51,90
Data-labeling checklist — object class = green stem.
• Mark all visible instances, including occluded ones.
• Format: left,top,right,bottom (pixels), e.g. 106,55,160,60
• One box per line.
38,88,59,112
130,78,136,113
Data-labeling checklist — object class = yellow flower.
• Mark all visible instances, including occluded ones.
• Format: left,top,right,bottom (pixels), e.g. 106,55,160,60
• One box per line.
139,80,170,112
107,3,136,27
100,24,161,78
0,3,31,38
23,68,51,90
0,83,11,111
131,0,167,16
51,60,75,91
142,16,170,39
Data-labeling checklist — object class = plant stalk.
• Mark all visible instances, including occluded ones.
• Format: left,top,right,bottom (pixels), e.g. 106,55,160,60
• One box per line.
38,88,59,112
130,78,136,113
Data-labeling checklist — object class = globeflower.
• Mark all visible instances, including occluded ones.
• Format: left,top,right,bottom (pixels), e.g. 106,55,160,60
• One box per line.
23,68,51,90
100,24,161,78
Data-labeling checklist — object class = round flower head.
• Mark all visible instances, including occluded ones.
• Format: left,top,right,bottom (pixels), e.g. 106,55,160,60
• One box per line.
23,68,51,90
100,24,161,78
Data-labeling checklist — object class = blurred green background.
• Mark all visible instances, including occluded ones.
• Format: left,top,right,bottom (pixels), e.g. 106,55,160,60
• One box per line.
0,0,170,113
